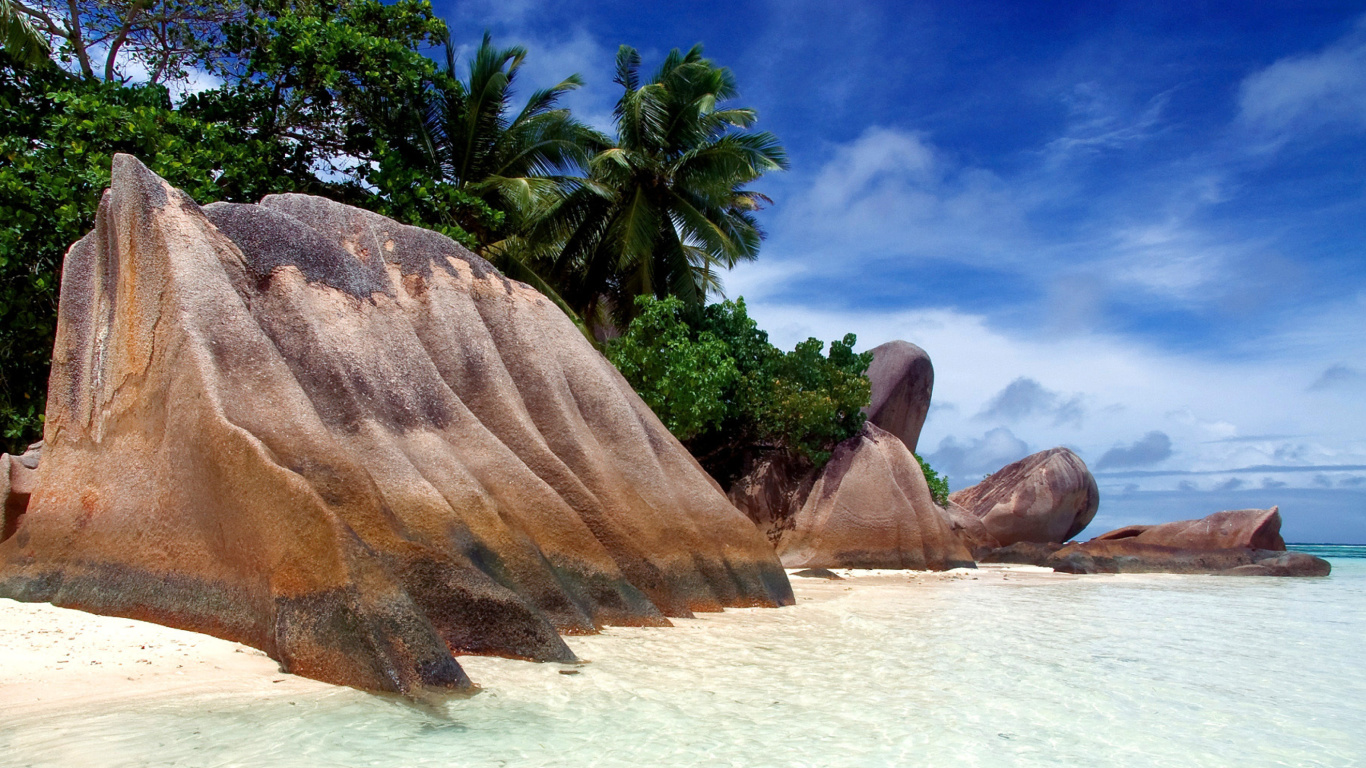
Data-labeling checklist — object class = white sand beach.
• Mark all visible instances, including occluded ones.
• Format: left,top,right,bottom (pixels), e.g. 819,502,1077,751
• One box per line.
0,566,1063,712
2,562,1360,768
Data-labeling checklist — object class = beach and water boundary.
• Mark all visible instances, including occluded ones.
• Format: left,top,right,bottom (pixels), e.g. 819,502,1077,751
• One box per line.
2,550,1362,768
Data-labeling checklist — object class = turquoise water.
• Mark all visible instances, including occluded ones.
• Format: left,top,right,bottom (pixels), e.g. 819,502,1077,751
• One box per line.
3,557,1364,767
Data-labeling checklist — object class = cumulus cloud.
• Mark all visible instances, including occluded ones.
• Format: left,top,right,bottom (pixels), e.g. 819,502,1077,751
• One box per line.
1341,475,1366,487
1214,477,1245,492
1177,480,1199,492
1262,477,1287,489
1309,363,1364,391
926,427,1030,481
1095,431,1173,470
1239,16,1366,138
975,377,1085,427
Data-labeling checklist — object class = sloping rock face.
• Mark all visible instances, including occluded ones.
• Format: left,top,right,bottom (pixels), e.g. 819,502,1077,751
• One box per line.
0,156,792,694
775,424,974,570
863,341,933,453
948,448,1099,547
1047,509,1328,576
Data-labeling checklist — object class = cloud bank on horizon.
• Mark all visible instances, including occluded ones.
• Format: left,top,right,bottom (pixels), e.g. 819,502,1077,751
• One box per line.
436,0,1366,542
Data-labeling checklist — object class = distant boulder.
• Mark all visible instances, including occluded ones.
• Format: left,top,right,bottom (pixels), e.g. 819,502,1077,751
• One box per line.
1047,508,1328,576
774,423,975,570
863,341,934,453
1089,507,1284,551
1047,507,1327,576
949,447,1099,547
0,156,793,695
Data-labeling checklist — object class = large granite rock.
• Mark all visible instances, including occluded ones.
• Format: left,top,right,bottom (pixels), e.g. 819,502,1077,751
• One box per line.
0,156,792,694
1042,508,1329,576
863,341,933,453
772,423,974,570
948,447,1099,547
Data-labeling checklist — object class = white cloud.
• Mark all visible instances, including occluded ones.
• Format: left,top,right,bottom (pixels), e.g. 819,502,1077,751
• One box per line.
726,296,1366,495
771,127,1030,269
1239,16,1366,139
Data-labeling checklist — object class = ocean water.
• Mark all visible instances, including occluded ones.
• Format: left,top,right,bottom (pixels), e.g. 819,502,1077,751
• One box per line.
4,553,1364,768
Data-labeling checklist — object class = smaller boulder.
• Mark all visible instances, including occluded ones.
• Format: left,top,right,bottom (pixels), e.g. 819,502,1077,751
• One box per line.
949,447,1099,547
1048,508,1329,577
1090,507,1284,551
791,568,844,580
863,341,934,453
1,442,41,542
776,423,975,570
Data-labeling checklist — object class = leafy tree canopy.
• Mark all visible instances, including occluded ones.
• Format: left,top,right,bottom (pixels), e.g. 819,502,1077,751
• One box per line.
606,296,871,485
530,45,787,333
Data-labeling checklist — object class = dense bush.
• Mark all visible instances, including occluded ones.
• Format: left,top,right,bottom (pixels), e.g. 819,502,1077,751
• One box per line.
606,295,871,486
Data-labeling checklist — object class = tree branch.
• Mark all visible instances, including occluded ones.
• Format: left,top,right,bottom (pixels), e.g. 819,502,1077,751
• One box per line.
63,0,92,78
103,0,148,82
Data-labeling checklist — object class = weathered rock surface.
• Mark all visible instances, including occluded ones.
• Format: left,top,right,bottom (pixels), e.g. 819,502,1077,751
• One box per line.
0,156,793,694
1089,507,1285,551
863,341,933,453
948,448,1099,547
975,540,1063,566
774,424,975,570
0,442,41,542
1045,508,1329,576
727,450,817,545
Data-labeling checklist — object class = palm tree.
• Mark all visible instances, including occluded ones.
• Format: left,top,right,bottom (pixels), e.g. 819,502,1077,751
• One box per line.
0,0,50,68
532,44,787,330
415,31,608,245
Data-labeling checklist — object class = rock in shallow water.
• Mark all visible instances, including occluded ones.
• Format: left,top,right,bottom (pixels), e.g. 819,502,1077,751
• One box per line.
0,155,793,694
1046,508,1329,576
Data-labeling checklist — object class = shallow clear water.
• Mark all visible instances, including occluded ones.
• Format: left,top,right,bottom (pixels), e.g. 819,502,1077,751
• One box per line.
4,558,1364,768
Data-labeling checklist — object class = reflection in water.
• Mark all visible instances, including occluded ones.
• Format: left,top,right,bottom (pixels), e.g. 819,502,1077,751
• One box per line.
3,561,1363,768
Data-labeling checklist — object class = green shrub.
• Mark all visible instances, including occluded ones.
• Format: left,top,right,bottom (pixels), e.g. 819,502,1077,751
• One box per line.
916,453,950,507
606,295,871,486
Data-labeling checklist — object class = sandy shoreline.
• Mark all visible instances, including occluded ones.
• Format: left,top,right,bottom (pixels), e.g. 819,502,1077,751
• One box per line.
0,565,1087,713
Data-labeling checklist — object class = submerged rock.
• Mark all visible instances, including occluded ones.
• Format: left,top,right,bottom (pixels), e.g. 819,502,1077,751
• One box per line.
790,568,844,580
948,447,1099,547
863,341,934,453
775,424,975,570
0,156,792,694
1047,508,1329,576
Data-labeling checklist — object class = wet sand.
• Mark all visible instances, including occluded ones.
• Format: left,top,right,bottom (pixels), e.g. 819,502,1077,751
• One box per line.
0,565,1079,712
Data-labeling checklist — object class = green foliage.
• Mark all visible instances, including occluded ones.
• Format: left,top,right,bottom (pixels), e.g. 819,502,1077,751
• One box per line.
603,296,737,440
408,32,607,243
916,453,950,507
0,60,308,452
606,296,871,483
0,0,48,69
531,44,787,330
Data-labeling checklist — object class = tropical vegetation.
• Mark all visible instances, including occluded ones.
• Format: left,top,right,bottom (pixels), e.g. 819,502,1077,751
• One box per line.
606,296,872,484
0,0,931,495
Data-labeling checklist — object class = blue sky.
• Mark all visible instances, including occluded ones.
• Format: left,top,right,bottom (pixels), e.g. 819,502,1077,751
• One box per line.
434,0,1366,542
